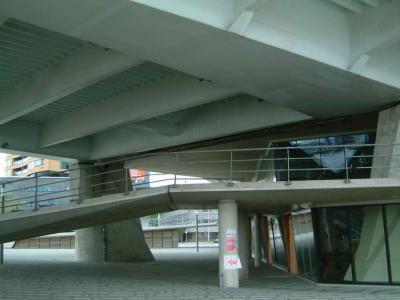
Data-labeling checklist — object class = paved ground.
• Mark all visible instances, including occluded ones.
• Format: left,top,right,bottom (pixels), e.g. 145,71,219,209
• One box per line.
0,248,399,300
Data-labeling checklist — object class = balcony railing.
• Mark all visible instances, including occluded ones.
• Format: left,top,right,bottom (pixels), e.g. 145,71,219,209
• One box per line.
0,143,397,215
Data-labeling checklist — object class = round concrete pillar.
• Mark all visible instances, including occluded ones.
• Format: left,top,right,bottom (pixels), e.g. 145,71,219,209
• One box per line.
218,199,240,288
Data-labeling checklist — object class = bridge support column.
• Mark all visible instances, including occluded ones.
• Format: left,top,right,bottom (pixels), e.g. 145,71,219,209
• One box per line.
73,162,154,262
238,210,250,280
253,214,262,268
218,199,240,288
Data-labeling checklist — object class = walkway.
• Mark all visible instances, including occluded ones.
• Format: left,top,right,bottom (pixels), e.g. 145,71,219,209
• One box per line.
3,178,400,243
0,248,399,299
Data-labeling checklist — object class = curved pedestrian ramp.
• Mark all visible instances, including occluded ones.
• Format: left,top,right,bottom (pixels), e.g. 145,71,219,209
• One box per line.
1,178,400,243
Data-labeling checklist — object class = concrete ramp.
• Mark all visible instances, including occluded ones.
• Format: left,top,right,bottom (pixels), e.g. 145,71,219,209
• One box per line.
1,179,400,243
0,187,173,243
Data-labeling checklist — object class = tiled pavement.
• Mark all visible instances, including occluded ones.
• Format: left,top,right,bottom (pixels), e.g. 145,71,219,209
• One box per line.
0,248,399,300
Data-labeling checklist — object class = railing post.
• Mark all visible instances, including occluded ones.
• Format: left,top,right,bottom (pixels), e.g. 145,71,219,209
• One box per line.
1,184,4,215
173,153,178,187
196,211,199,253
0,183,4,264
226,151,234,187
124,161,129,193
33,174,39,211
285,148,291,185
344,145,350,183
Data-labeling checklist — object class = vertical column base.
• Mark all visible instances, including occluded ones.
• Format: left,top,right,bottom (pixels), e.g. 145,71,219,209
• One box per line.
75,219,154,262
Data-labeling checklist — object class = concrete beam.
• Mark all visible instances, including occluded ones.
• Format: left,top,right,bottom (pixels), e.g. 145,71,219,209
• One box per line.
40,75,235,147
131,118,182,137
0,120,89,161
228,11,254,35
229,0,271,34
349,54,370,74
90,94,310,160
330,0,363,13
0,43,142,125
360,0,379,8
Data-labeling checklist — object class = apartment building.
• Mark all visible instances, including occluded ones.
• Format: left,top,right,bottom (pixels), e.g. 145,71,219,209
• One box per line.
5,155,70,177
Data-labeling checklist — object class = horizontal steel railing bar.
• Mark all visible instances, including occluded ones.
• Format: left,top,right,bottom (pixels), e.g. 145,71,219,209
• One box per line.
2,175,201,205
1,143,394,186
2,176,220,209
7,159,397,202
114,143,387,162
7,162,399,203
140,153,378,166
118,152,390,166
232,165,400,174
1,165,128,186
3,177,184,210
4,177,129,204
4,186,123,209
1,169,166,195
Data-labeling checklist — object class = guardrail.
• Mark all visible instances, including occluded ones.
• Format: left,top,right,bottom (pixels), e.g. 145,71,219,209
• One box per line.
0,143,395,214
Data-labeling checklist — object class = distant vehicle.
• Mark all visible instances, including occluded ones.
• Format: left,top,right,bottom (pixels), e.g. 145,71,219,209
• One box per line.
214,239,219,244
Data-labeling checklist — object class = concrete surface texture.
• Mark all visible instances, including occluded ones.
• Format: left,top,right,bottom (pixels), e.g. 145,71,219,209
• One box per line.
0,1,399,161
2,179,400,244
73,162,154,263
1,248,400,300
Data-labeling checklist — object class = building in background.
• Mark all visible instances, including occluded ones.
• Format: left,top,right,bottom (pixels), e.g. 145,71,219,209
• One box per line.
141,209,218,248
5,155,71,177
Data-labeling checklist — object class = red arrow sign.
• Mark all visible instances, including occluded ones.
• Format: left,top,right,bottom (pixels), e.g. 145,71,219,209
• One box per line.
227,244,237,251
228,258,237,266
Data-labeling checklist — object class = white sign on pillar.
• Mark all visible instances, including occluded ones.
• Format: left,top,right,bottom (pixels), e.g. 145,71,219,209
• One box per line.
224,255,242,269
226,228,238,252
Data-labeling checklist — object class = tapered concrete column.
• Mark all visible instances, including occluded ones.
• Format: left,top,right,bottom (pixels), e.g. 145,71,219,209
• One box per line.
238,210,250,280
218,199,240,288
73,162,154,262
253,214,262,268
105,219,153,262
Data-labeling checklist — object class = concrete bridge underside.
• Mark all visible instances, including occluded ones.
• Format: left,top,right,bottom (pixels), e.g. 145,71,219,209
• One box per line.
1,178,400,244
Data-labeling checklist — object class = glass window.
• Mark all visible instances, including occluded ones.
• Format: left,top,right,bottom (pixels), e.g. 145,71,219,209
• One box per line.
273,132,375,181
315,208,353,283
268,216,288,269
349,206,388,283
292,210,318,280
385,204,400,283
315,205,392,284
34,159,44,166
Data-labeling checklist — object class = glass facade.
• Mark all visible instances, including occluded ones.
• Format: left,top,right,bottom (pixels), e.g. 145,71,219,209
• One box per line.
386,204,400,283
273,133,375,181
268,216,288,269
292,210,318,280
314,204,398,284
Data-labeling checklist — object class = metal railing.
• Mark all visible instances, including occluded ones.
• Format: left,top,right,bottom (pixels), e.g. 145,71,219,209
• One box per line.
0,143,397,215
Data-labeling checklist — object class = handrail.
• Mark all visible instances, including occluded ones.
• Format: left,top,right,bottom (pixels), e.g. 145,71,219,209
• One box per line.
0,143,397,214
